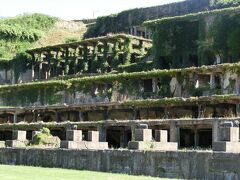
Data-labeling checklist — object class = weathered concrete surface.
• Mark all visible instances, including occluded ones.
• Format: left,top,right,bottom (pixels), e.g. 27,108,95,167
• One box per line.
128,141,178,151
0,141,5,148
0,148,239,179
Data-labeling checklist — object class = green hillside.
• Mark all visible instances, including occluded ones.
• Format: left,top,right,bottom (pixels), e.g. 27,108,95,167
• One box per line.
0,13,86,60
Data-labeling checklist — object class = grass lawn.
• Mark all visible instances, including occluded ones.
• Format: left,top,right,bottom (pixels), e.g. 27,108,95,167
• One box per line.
0,165,170,180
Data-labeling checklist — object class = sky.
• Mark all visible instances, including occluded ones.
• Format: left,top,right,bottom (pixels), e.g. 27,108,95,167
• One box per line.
0,0,183,20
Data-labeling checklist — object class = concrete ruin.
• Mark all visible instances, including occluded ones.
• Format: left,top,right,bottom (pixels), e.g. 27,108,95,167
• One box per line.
5,130,28,148
213,126,240,153
128,128,178,151
0,0,240,179
60,130,108,150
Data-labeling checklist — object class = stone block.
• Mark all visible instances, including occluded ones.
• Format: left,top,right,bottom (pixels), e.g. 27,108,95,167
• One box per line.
66,130,82,142
5,140,28,148
61,141,108,150
135,129,152,142
0,141,5,148
155,130,168,142
12,130,26,141
81,142,108,150
128,141,177,151
60,141,80,149
220,127,239,142
88,131,99,142
213,141,240,153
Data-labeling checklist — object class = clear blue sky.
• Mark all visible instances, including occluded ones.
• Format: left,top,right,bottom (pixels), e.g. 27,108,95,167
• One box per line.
0,0,183,20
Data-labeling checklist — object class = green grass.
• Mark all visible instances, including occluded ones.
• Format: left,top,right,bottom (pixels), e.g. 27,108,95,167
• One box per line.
0,165,169,180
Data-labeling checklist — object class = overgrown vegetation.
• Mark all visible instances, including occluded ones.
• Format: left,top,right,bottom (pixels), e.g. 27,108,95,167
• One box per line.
0,13,58,59
145,5,240,69
31,127,60,148
0,61,239,106
84,0,210,38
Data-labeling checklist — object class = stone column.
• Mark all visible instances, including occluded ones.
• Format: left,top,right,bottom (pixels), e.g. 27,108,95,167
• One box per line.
194,127,199,148
210,74,215,89
170,121,178,142
212,119,219,142
11,69,15,85
33,112,37,123
13,113,18,123
132,108,139,120
39,62,43,80
79,111,83,122
31,64,35,81
236,104,240,117
120,129,128,148
55,111,60,122
97,124,107,142
131,124,136,141
152,78,158,94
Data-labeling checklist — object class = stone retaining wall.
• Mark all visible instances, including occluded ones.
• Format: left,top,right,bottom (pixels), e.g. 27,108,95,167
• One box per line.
0,148,239,179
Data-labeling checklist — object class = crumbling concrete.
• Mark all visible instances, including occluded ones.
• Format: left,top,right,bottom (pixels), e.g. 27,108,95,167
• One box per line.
213,127,240,153
60,130,108,150
0,148,240,179
0,141,5,148
128,129,178,151
5,130,28,148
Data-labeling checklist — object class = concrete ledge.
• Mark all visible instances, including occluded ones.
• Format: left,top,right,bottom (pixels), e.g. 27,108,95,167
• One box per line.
5,140,28,148
0,141,5,148
128,141,177,151
61,141,108,150
213,141,240,153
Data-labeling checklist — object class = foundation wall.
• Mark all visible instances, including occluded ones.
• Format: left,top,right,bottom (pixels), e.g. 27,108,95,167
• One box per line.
0,148,239,179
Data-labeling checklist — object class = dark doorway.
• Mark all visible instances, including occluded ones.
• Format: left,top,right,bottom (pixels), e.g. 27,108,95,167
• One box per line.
0,131,12,141
180,128,194,148
51,129,65,140
27,130,33,140
143,79,153,93
198,129,212,148
106,129,121,148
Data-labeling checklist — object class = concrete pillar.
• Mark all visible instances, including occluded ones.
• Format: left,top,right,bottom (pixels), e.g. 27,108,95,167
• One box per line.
31,64,35,81
131,124,136,141
79,111,83,122
134,26,137,36
33,112,37,123
132,109,138,120
236,104,240,117
210,74,215,89
88,131,99,142
4,69,7,82
144,27,147,38
170,121,178,142
12,130,26,141
66,130,82,141
194,128,199,148
55,111,60,122
155,130,168,142
39,62,43,79
135,129,152,141
98,125,106,142
152,78,158,93
212,120,219,142
198,105,204,118
13,113,17,123
104,109,110,120
130,27,133,35
11,69,15,85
